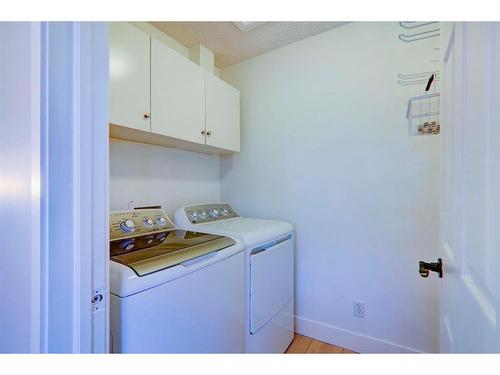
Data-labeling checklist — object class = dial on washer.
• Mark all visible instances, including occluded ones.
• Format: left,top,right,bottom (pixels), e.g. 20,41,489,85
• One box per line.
120,219,135,233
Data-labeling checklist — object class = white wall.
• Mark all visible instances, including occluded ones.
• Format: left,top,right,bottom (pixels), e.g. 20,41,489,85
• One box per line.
221,22,440,353
110,139,221,217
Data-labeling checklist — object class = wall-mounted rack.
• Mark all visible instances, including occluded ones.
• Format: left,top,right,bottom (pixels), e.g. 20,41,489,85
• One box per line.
398,71,441,86
397,23,441,136
398,78,440,86
399,21,439,29
398,21,440,42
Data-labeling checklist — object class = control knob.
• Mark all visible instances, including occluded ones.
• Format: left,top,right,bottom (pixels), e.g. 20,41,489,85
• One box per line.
221,208,229,216
143,218,154,228
120,219,135,233
120,239,135,251
156,217,167,226
209,208,220,218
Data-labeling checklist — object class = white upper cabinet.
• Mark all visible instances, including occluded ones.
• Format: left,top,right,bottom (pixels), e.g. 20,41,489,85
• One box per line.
109,23,151,132
109,23,240,154
205,73,241,152
151,38,206,145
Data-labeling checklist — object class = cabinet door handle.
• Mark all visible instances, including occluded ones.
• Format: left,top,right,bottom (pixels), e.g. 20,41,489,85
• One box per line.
206,130,212,137
143,112,150,119
201,130,206,135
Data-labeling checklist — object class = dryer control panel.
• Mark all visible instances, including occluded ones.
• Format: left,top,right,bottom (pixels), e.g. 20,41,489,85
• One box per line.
184,203,238,224
110,208,175,240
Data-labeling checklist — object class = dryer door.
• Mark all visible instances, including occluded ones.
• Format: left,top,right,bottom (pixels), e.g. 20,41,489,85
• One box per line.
250,235,293,334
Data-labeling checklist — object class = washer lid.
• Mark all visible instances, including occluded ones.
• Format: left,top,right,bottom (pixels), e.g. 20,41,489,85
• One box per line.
190,217,293,248
110,230,236,276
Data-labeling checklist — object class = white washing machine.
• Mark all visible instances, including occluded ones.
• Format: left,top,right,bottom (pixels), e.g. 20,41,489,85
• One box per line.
109,208,245,353
174,203,295,353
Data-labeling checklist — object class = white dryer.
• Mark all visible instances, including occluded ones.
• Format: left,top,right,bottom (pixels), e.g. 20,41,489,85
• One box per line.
109,208,245,353
174,203,294,353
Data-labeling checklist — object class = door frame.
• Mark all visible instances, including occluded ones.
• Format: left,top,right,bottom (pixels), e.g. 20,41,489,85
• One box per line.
439,20,454,354
40,21,109,353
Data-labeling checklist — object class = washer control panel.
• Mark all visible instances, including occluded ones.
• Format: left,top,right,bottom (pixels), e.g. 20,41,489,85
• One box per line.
110,208,175,240
185,203,238,224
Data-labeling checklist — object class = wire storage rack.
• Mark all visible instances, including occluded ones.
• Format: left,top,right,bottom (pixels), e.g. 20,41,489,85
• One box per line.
398,21,440,42
397,71,440,86
397,22,441,136
406,92,440,136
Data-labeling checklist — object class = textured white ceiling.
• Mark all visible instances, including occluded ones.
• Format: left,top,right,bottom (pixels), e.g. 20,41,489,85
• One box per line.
150,22,349,68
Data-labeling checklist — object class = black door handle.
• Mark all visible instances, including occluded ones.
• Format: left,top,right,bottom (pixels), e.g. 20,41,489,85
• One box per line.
419,258,443,278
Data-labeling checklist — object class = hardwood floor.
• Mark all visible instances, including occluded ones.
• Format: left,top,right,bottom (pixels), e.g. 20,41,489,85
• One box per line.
285,334,357,354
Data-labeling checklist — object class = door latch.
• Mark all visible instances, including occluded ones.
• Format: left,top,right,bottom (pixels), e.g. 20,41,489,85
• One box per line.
91,288,106,312
419,258,443,278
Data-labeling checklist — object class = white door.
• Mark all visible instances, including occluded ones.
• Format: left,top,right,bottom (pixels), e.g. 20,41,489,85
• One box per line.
109,22,151,132
151,38,205,144
0,21,42,354
205,73,240,151
440,22,500,353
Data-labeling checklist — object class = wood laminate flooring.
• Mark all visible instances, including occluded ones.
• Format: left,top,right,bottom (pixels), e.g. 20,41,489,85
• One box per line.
285,334,357,354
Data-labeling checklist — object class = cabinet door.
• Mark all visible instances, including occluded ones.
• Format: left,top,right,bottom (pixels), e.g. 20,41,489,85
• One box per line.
205,74,240,152
151,38,205,144
109,22,151,132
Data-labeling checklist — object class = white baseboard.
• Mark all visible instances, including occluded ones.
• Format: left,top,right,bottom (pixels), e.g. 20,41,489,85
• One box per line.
295,315,423,353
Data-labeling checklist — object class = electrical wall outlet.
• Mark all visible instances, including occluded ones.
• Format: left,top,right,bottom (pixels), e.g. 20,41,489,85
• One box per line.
353,301,366,318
